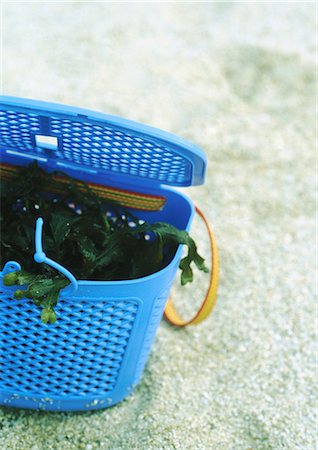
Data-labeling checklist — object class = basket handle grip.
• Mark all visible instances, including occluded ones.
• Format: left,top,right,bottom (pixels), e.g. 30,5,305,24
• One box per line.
164,206,219,327
34,217,78,295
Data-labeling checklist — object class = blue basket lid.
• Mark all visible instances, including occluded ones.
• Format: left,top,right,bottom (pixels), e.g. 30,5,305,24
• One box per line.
0,96,206,187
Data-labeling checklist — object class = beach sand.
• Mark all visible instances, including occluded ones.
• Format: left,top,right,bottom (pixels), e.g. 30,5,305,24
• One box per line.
0,3,315,449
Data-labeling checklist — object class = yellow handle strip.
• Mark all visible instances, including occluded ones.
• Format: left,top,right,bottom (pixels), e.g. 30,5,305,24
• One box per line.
164,206,219,327
0,162,166,211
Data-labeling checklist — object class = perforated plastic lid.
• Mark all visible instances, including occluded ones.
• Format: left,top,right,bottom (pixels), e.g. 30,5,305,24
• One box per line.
0,96,206,187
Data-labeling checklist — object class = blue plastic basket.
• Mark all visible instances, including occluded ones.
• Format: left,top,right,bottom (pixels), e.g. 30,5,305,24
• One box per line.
0,96,207,411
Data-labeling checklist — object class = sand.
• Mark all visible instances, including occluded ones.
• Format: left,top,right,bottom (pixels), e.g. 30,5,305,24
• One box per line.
0,2,316,449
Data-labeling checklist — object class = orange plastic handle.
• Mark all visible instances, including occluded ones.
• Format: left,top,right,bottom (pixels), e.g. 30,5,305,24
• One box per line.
164,206,219,327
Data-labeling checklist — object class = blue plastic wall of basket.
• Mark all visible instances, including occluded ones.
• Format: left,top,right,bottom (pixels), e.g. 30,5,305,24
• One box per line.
0,96,207,411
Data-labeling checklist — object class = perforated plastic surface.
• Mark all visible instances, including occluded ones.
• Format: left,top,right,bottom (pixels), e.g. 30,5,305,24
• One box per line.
0,96,206,187
0,96,199,411
133,285,171,385
0,293,138,397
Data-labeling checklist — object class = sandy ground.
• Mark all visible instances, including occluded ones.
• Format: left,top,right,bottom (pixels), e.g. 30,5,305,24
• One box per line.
0,2,316,449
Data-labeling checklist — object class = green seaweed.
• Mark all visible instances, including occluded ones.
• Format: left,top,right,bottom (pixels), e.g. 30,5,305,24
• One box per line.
0,162,207,323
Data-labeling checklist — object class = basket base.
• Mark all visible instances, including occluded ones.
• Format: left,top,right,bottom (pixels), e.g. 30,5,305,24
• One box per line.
0,385,136,411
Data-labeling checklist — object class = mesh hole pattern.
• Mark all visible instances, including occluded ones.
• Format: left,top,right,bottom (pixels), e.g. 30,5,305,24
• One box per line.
0,110,40,150
0,294,138,397
133,286,170,384
50,118,191,184
0,108,192,185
